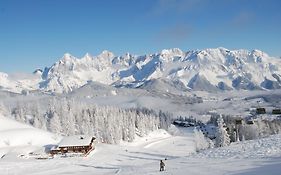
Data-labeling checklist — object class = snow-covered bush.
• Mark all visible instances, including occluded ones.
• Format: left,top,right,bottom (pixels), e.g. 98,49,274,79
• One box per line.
239,124,259,140
194,128,213,151
215,116,230,147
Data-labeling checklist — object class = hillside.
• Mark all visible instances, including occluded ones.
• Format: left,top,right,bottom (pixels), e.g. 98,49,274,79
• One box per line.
0,114,61,159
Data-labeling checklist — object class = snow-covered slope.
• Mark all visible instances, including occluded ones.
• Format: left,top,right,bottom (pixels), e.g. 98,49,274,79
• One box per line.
1,125,281,175
0,114,60,158
2,47,281,93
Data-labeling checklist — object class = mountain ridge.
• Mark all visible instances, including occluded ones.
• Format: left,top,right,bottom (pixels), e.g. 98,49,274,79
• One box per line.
1,47,281,93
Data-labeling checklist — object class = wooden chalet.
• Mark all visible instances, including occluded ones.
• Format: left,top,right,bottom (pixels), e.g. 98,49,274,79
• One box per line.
50,135,96,156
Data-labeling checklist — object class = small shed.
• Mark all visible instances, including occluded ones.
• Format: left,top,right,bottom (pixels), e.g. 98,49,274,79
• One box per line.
50,135,96,156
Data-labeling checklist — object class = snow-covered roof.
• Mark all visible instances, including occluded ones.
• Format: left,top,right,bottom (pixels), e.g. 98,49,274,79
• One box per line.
58,135,95,147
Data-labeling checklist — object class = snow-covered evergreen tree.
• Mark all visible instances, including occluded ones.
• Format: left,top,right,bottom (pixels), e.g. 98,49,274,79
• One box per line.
215,115,230,147
48,109,62,134
0,101,8,115
80,109,91,135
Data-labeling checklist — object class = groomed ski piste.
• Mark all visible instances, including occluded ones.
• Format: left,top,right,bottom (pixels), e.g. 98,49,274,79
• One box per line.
1,114,281,175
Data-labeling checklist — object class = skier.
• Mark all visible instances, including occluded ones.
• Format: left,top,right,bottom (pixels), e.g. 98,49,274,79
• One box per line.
160,160,165,171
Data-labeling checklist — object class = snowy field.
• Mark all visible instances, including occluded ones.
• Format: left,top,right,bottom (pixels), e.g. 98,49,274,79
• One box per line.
1,116,281,175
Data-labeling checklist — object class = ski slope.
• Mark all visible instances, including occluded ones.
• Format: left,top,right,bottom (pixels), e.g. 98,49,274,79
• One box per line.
1,122,281,175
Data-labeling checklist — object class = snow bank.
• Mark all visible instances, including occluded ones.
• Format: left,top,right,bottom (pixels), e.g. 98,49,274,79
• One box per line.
0,116,32,131
0,128,58,147
0,114,61,159
194,134,281,159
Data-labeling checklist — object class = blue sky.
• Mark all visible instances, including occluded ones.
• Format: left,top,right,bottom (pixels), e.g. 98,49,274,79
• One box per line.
0,0,280,73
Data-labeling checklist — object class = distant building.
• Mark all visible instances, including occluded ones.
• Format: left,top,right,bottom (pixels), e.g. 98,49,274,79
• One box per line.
272,109,281,115
256,108,266,114
50,135,96,156
252,107,281,115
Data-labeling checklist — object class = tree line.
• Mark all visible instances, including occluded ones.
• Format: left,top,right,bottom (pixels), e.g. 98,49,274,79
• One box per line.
8,97,171,144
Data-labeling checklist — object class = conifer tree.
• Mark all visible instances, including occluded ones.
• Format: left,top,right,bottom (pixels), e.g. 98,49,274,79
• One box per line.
215,115,230,147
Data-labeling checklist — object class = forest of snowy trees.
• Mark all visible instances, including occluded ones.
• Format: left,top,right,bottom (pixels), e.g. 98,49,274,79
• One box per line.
5,97,171,144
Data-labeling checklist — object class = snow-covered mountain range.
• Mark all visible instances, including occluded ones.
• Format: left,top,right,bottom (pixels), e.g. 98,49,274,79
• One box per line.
1,47,281,93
